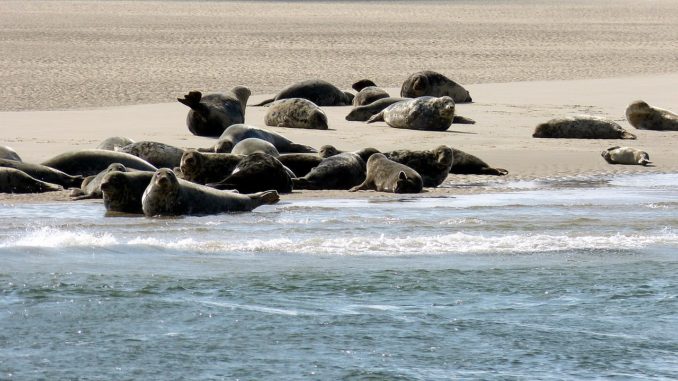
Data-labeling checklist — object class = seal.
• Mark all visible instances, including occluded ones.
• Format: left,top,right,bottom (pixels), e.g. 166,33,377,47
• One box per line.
366,96,456,131
0,168,63,193
351,79,390,107
207,153,293,194
400,71,472,103
253,79,353,106
42,149,157,177
625,100,678,131
0,145,22,162
0,158,83,188
533,116,636,139
277,153,323,177
177,86,251,137
292,150,377,190
349,153,423,193
115,141,185,169
318,144,344,159
601,146,651,166
96,136,135,151
204,124,317,154
384,145,453,187
264,98,329,130
70,163,128,200
100,170,154,214
179,150,243,185
142,168,279,216
231,138,280,157
450,148,508,175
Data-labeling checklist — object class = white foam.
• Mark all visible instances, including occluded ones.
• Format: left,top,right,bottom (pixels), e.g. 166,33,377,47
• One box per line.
1,227,117,248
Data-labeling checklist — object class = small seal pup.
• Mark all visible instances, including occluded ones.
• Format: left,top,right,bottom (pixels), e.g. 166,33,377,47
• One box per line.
178,86,251,137
70,163,128,200
533,116,636,139
384,145,453,187
207,153,293,194
625,100,678,131
96,136,135,151
101,170,154,214
142,168,279,216
253,79,353,106
351,79,390,107
349,153,423,194
0,145,22,162
115,141,185,169
277,153,323,177
0,168,63,193
601,146,651,166
204,124,317,154
0,158,83,188
179,150,243,185
264,98,329,130
400,71,472,103
231,138,280,157
293,149,379,190
366,96,456,131
42,149,157,177
450,148,508,176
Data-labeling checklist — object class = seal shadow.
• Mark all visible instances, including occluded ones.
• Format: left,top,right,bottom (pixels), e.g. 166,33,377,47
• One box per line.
446,130,478,135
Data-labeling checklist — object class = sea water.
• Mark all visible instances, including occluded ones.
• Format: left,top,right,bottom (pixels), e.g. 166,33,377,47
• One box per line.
1,174,676,380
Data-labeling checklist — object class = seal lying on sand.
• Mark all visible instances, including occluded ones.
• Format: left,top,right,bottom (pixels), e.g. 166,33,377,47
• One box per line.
178,86,251,137
625,100,678,131
366,96,456,131
0,158,83,188
96,136,135,151
70,163,128,200
253,79,353,106
277,153,323,177
42,149,157,177
349,153,423,194
179,150,243,185
384,145,453,187
293,149,378,190
351,79,390,107
231,138,280,157
101,170,154,214
0,168,62,193
204,124,317,154
533,116,636,139
400,71,472,103
347,97,475,124
0,145,22,162
450,148,508,176
264,98,329,130
142,168,279,216
115,141,185,169
207,153,293,194
601,146,651,166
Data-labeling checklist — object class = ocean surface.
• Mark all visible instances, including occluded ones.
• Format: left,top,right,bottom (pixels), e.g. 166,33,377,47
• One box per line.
1,173,676,380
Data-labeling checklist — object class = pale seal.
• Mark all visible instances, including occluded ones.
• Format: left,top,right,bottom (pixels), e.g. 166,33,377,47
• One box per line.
42,149,157,177
179,150,243,185
0,158,83,188
292,149,378,190
450,148,508,176
400,71,472,103
204,124,317,154
101,170,154,214
231,138,280,157
384,145,453,187
70,163,128,200
96,136,135,151
253,79,353,106
351,79,390,107
601,146,651,166
178,86,251,137
533,116,636,139
264,98,329,130
115,141,185,169
625,100,678,131
349,153,423,194
0,168,63,193
207,153,293,194
366,96,456,131
347,97,475,124
0,145,22,162
277,153,323,177
142,168,279,216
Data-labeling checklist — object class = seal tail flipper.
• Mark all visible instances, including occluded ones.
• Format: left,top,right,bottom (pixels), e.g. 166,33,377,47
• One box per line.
622,131,637,139
285,143,318,154
481,167,509,176
292,177,317,190
177,91,203,110
366,111,384,124
349,181,371,192
251,98,275,107
250,190,280,205
640,159,652,166
452,115,476,124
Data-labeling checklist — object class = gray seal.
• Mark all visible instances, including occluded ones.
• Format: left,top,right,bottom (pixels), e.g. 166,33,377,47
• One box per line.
384,145,453,187
42,149,157,177
96,136,135,151
349,153,423,194
179,150,243,185
400,71,472,103
142,168,279,216
0,145,22,162
204,124,317,154
115,141,185,169
625,100,678,131
101,170,154,215
70,163,128,200
0,168,62,193
277,153,323,177
450,148,508,175
351,79,390,107
0,158,83,188
601,146,651,166
347,97,475,124
207,153,293,194
366,96,456,131
231,138,280,157
253,79,353,106
264,98,329,130
177,86,251,137
292,149,378,190
533,116,636,139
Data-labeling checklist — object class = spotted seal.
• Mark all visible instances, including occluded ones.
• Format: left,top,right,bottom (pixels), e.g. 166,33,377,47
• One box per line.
178,86,251,137
349,153,423,193
115,141,185,169
0,145,22,162
101,170,154,214
142,168,279,216
179,150,243,185
253,80,353,107
601,146,651,166
292,149,378,190
96,136,135,151
0,168,63,193
450,148,508,175
42,149,157,177
366,96,456,131
384,145,453,187
347,97,475,124
231,138,280,157
625,100,678,131
264,98,329,130
0,158,83,188
207,153,293,194
533,116,636,139
204,124,317,154
351,79,390,107
400,71,472,103
70,163,128,200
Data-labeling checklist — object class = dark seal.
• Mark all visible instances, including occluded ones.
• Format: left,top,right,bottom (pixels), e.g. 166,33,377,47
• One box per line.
0,145,22,162
42,149,157,177
178,86,251,137
205,124,317,154
0,158,83,188
625,100,678,131
351,79,390,107
384,145,453,187
292,150,378,190
533,116,637,139
101,170,154,215
400,71,472,103
179,150,243,185
277,153,323,177
207,153,293,194
70,163,128,200
253,79,353,106
450,148,508,176
0,168,62,193
350,153,423,193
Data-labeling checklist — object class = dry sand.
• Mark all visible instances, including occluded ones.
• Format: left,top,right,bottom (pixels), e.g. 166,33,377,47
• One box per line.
1,0,677,204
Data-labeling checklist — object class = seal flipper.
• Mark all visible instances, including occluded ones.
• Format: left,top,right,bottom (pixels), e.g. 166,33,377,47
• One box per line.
284,143,318,154
452,115,476,124
622,131,637,140
177,91,203,110
292,177,318,190
349,180,372,192
250,190,280,205
366,111,385,124
252,98,275,107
